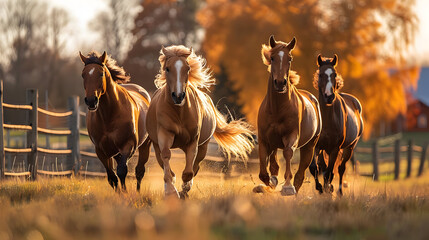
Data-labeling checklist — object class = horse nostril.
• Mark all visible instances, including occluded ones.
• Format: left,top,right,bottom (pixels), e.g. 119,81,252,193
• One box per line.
274,79,278,85
283,79,287,85
172,92,177,99
84,97,89,105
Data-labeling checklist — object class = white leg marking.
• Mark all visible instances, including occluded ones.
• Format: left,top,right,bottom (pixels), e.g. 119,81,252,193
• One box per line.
278,51,284,70
324,68,333,95
89,67,95,75
175,60,183,94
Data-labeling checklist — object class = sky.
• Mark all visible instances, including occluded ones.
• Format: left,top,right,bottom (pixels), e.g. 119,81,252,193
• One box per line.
48,0,429,64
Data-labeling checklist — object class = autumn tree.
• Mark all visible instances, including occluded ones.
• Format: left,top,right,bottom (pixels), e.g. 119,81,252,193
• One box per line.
124,0,202,93
198,0,419,138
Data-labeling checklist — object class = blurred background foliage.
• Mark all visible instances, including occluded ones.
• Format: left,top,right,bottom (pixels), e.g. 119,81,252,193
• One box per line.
0,0,421,139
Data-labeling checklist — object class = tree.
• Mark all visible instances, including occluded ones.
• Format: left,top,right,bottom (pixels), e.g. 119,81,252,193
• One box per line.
124,0,202,93
89,0,142,62
198,0,419,138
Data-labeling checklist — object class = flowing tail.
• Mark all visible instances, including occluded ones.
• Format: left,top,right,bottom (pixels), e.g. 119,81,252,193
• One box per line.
212,106,255,160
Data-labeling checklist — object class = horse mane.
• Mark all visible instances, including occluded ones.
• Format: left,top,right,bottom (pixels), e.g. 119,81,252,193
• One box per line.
313,69,344,91
261,43,300,86
155,45,215,91
85,51,130,83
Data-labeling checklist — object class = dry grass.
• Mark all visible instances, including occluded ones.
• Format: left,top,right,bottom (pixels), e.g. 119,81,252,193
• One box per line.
1,171,429,240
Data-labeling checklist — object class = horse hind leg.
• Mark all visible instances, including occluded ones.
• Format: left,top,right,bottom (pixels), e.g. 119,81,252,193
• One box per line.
309,148,323,194
136,138,151,192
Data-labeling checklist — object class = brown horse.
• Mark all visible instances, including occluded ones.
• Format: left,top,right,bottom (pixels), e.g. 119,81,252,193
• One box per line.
79,51,151,192
254,36,321,196
146,45,254,198
309,54,363,195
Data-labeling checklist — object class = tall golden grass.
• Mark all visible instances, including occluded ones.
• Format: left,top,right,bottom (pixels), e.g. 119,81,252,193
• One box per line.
1,172,429,239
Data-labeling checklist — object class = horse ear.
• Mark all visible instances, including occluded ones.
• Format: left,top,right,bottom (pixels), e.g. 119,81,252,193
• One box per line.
79,51,87,64
332,54,338,67
317,54,323,67
99,51,107,64
269,35,276,48
161,46,167,55
287,37,296,51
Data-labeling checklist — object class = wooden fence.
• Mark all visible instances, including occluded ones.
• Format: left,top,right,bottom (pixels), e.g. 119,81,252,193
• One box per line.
354,133,429,181
0,82,427,181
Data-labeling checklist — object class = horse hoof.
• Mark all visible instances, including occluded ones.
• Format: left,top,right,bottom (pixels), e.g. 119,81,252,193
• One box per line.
253,184,272,193
179,191,189,200
165,184,179,199
280,185,296,196
269,176,278,189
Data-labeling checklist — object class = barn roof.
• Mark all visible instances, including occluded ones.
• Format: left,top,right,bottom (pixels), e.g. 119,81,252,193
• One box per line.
415,67,429,106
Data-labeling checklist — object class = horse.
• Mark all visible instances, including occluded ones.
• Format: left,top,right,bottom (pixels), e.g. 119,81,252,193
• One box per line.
253,35,322,196
146,45,254,199
309,54,363,195
79,51,152,192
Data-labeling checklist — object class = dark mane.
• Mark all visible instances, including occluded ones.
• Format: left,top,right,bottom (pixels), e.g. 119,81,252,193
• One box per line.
85,51,130,83
313,69,344,91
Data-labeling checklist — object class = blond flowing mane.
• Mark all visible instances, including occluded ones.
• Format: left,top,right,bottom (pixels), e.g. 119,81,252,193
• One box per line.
261,43,300,86
155,45,215,91
313,69,344,91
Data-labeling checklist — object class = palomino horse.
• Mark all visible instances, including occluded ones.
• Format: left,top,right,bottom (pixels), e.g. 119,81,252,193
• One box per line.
79,51,151,192
309,54,363,195
254,36,321,196
146,45,254,198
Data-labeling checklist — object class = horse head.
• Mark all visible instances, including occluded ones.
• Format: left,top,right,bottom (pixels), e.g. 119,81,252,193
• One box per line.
316,54,339,105
161,46,192,106
79,51,108,111
262,35,296,93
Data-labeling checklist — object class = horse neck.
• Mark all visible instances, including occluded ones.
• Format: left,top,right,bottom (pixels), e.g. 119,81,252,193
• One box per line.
97,72,122,121
266,73,294,112
319,91,342,119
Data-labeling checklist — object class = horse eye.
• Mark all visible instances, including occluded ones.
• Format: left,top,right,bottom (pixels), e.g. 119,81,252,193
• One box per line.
270,57,274,61
165,67,169,73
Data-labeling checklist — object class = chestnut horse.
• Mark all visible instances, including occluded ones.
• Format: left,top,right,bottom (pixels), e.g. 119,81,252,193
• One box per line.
146,45,254,198
309,55,363,195
254,36,321,196
79,51,151,192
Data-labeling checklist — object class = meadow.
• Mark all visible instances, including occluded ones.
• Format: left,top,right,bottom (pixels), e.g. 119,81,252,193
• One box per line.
1,168,429,240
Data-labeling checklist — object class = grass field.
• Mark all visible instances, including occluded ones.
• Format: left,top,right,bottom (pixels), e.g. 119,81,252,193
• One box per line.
1,170,429,240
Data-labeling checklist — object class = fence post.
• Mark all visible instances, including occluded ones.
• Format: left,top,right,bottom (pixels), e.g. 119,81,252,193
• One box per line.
372,140,379,181
406,139,413,178
0,80,5,180
68,96,80,175
418,142,428,177
26,89,38,180
394,139,400,180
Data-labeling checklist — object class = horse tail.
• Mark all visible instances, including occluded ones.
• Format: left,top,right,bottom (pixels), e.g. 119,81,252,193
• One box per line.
212,106,255,161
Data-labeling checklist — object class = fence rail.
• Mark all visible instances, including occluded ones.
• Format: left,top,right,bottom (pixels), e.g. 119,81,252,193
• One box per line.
0,80,428,181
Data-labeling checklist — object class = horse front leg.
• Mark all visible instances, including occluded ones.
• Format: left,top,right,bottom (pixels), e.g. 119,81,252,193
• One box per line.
96,148,118,190
337,143,356,196
179,140,198,199
309,147,323,193
158,129,178,198
253,141,275,193
294,136,319,194
136,138,151,192
324,148,339,193
281,135,298,196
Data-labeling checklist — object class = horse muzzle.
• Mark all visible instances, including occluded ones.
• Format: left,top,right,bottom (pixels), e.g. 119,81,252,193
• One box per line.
84,96,99,111
274,79,287,92
324,94,335,105
171,91,186,106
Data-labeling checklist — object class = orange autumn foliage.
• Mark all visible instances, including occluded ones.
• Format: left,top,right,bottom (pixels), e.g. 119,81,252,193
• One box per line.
197,0,419,139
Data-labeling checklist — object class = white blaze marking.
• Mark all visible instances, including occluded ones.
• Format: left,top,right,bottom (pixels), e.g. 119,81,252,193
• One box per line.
89,67,95,75
324,68,333,95
278,51,284,70
175,60,183,93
